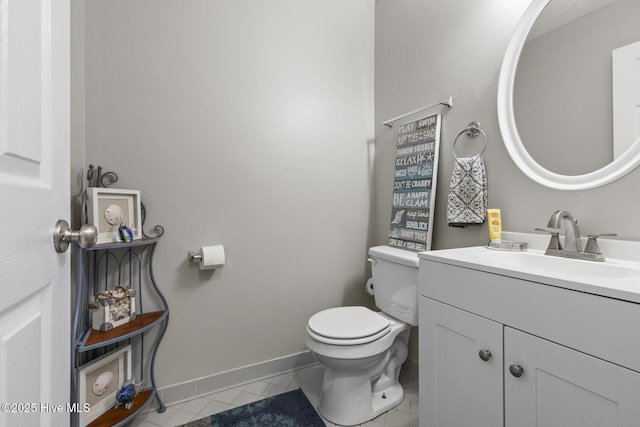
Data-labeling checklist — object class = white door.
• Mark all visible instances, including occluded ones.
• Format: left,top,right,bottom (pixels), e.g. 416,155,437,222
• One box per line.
612,40,640,159
419,298,504,427
0,0,70,426
505,327,640,427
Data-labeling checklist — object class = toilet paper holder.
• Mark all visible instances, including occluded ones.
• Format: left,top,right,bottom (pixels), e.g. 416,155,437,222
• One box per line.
188,245,226,270
188,251,203,262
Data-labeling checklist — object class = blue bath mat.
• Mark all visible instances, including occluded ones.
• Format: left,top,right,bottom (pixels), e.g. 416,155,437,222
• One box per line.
178,388,325,427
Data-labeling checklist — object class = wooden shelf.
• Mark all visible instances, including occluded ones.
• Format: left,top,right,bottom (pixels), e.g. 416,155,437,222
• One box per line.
88,389,155,427
80,311,166,352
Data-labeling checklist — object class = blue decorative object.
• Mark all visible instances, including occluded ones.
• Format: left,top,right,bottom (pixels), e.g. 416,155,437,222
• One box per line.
115,378,144,410
118,225,133,243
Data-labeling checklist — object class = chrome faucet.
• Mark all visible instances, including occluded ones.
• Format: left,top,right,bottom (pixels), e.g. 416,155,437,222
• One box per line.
535,210,616,262
547,210,582,252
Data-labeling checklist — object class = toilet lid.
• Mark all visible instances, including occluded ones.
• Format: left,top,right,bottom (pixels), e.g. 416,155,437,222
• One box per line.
307,306,390,342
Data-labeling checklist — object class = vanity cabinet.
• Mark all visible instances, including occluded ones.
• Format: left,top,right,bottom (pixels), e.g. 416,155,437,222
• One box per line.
419,255,640,427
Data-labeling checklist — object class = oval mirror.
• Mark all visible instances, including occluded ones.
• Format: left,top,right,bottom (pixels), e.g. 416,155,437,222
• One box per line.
498,0,640,190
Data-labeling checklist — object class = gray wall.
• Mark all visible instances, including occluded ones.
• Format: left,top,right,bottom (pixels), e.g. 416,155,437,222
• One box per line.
375,0,640,259
80,0,375,387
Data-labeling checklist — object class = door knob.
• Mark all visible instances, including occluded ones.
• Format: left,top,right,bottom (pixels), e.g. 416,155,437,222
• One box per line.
53,220,98,253
478,349,492,361
509,364,524,378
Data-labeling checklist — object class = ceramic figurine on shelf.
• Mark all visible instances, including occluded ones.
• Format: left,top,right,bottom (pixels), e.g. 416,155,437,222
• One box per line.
115,378,144,410
118,224,133,243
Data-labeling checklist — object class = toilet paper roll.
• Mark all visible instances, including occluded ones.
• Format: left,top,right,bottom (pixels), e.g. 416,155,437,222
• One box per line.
365,278,374,296
198,245,225,270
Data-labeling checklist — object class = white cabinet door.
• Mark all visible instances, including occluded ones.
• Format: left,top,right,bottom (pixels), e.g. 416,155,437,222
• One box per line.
420,298,503,427
505,327,640,427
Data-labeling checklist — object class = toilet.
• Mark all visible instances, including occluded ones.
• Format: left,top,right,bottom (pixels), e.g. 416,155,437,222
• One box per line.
305,245,419,426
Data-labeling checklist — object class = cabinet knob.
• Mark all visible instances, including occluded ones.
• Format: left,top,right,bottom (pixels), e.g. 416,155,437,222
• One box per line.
509,364,524,378
478,349,492,361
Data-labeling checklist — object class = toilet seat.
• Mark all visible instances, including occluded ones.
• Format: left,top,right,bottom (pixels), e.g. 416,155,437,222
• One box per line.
307,306,391,345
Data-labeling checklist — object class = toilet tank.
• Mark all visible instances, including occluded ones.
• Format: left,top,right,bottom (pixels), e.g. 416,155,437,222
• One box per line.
368,245,419,326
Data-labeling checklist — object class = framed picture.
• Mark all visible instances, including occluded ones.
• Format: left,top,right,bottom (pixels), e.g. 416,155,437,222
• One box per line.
388,113,441,252
78,345,132,425
86,188,142,244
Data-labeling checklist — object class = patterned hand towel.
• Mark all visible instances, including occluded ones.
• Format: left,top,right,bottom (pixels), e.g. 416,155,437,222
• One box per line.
447,154,487,227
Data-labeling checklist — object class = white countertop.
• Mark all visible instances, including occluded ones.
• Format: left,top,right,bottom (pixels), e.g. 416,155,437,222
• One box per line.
418,232,640,304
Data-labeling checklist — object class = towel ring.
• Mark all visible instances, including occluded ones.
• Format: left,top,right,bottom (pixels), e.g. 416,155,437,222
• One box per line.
453,121,487,159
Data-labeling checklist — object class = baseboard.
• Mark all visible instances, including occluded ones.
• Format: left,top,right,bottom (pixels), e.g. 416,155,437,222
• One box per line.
157,350,318,406
156,350,419,408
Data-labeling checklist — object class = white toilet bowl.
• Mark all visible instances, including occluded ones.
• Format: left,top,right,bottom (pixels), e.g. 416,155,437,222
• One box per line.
306,306,411,426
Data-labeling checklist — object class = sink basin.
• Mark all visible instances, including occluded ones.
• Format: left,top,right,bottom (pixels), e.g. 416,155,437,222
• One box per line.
419,245,640,303
473,249,640,280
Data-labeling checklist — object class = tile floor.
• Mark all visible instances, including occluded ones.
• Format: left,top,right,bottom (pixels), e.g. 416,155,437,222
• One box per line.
130,365,419,427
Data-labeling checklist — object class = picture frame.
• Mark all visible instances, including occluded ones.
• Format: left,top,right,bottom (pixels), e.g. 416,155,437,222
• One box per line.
388,113,441,252
78,345,132,425
86,188,142,244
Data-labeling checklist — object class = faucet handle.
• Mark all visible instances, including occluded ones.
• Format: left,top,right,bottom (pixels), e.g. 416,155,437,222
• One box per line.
587,233,618,238
584,233,618,255
534,227,562,250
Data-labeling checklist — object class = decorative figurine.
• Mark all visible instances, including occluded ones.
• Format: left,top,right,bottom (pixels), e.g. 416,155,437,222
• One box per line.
118,224,133,243
115,378,144,410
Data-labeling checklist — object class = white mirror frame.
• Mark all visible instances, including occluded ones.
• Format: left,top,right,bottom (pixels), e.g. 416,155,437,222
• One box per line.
497,0,640,190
